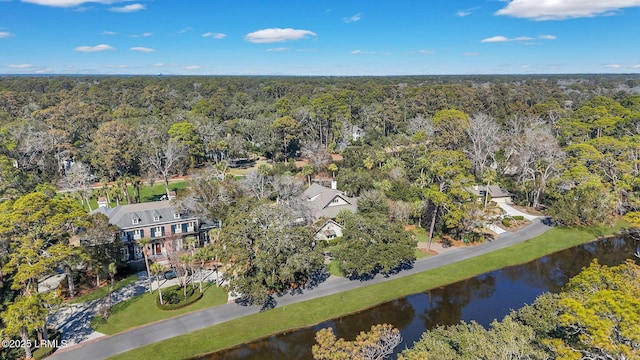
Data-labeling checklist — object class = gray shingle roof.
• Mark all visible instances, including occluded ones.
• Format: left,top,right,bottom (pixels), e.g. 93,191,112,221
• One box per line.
91,200,195,229
465,185,513,198
302,183,357,221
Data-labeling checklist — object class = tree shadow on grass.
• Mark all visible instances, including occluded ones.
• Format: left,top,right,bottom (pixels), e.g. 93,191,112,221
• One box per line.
346,260,416,281
234,295,277,312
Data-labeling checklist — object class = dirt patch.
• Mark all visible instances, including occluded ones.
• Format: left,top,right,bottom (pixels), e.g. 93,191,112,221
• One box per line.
511,205,545,216
405,224,418,232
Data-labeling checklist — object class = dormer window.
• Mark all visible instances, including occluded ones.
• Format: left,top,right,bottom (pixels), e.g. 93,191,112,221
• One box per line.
174,213,181,219
132,218,141,225
153,215,160,222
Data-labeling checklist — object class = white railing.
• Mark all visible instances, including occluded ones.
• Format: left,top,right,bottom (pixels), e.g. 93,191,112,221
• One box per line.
133,233,141,240
186,226,194,232
174,228,182,234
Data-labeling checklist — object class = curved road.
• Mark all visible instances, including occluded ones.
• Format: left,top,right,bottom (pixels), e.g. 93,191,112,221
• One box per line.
49,218,553,360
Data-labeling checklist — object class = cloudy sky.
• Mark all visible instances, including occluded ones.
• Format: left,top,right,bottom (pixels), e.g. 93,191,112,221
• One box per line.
1,0,639,75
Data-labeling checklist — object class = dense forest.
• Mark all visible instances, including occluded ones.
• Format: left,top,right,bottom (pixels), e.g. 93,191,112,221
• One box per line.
1,75,640,358
1,74,639,226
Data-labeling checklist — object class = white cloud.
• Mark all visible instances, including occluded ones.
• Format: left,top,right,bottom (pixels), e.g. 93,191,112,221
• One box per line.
109,3,144,12
75,44,115,52
152,63,164,67
129,32,152,37
130,46,154,53
351,50,376,55
266,47,290,52
101,31,118,35
245,28,316,43
481,35,510,43
464,52,479,56
343,13,361,23
495,0,640,20
457,7,478,17
22,0,126,7
8,64,34,68
605,64,622,68
178,27,193,34
202,32,226,39
0,31,15,38
481,35,551,43
184,65,201,70
631,64,640,68
106,64,128,68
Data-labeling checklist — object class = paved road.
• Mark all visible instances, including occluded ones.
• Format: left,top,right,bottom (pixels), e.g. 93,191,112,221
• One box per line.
48,218,552,360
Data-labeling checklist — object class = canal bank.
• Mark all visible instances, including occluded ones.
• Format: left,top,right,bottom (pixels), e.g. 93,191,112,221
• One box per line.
49,219,628,360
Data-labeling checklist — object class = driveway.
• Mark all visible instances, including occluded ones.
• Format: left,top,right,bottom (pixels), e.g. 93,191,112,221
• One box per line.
47,218,553,360
498,203,538,220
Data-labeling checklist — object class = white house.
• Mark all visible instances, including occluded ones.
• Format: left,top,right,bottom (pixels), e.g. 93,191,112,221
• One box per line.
465,185,513,204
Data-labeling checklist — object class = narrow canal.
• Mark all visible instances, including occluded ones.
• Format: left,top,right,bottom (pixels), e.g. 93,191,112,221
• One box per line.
199,236,639,359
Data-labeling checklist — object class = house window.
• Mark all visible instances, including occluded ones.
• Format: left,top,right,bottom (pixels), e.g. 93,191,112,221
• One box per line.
153,215,160,222
132,218,140,225
173,213,181,219
332,198,339,204
155,226,163,235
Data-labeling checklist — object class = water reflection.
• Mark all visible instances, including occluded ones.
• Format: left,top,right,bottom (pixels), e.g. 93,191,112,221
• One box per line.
197,237,638,360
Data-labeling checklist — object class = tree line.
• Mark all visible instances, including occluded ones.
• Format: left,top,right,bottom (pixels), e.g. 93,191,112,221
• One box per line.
312,259,640,360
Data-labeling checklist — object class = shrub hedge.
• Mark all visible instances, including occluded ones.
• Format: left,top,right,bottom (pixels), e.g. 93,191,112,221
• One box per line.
156,285,203,310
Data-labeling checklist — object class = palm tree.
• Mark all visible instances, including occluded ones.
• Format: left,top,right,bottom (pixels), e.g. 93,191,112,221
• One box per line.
136,237,153,293
149,263,165,304
107,262,117,311
328,163,338,179
179,253,192,300
194,246,214,294
208,228,222,287
301,164,313,188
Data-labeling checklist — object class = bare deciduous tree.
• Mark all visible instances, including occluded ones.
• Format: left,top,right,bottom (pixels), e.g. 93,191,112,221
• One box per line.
464,112,501,178
139,136,187,199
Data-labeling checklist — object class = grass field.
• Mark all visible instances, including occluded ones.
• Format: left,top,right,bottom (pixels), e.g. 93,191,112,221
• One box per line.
108,220,629,360
62,180,188,211
93,282,228,335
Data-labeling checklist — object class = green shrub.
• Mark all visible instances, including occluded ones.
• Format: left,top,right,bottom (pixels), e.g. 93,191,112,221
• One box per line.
512,215,524,221
502,218,511,227
156,286,203,310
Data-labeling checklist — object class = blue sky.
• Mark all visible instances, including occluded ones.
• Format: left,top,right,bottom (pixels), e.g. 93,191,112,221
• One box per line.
1,0,639,75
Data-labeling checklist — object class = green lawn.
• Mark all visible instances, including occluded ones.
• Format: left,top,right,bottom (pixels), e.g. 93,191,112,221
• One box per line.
70,275,138,304
93,282,228,335
108,221,629,360
415,248,431,259
62,180,188,211
327,259,344,277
